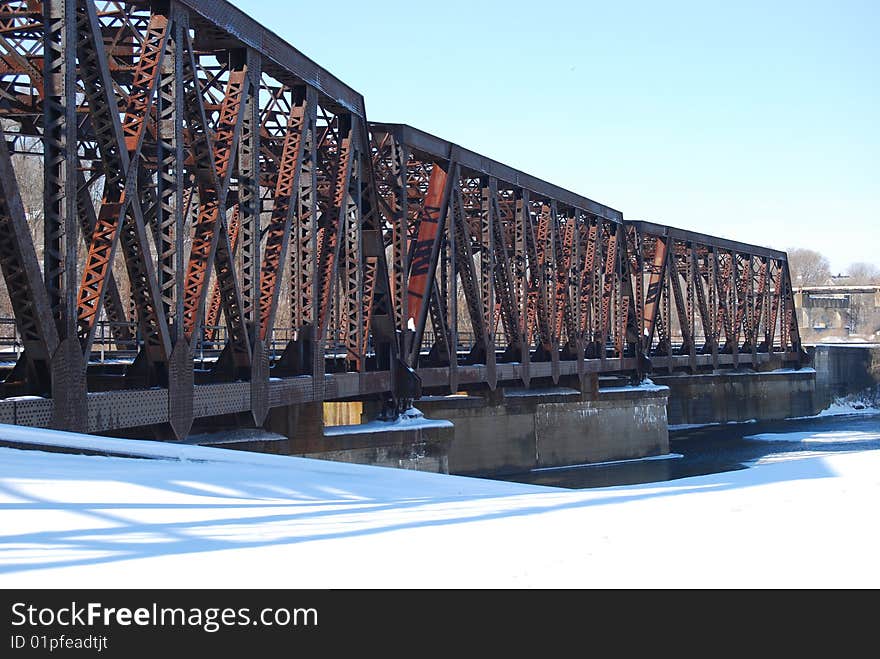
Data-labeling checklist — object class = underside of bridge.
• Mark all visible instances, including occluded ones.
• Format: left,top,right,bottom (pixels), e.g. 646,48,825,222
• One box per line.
0,0,806,443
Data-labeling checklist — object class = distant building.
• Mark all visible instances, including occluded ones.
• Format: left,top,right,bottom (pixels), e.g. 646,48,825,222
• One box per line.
794,286,880,344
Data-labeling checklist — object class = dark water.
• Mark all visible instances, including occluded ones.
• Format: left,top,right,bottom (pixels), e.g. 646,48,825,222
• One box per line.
494,411,880,490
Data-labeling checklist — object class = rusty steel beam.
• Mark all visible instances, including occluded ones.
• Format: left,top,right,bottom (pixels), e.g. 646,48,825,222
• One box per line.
176,0,364,117
668,242,693,354
257,85,313,341
628,220,787,261
630,221,803,362
338,136,363,368
0,134,59,370
75,171,133,348
553,211,576,350
315,113,354,343
206,203,240,340
450,171,487,359
42,0,77,340
578,217,600,345
492,185,523,357
692,247,715,354
156,12,184,343
406,162,451,362
532,203,553,351
599,221,618,355
179,38,249,368
371,129,409,333
373,122,622,223
74,3,171,368
238,51,261,335
356,117,397,372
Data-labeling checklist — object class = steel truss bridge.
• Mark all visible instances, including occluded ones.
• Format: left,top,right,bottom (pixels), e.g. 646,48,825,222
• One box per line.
0,0,805,440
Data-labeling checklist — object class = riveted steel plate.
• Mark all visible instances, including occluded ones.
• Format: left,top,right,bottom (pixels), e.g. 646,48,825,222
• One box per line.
15,398,53,428
0,401,16,425
169,341,194,440
193,382,250,418
88,390,168,432
530,362,552,378
50,338,87,432
268,376,318,408
333,373,360,399
251,341,269,426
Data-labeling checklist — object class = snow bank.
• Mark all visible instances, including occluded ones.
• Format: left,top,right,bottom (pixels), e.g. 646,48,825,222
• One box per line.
744,429,880,444
2,421,879,588
789,398,880,420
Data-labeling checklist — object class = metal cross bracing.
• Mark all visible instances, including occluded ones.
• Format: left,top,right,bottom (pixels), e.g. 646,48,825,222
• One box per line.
628,220,804,374
0,0,806,441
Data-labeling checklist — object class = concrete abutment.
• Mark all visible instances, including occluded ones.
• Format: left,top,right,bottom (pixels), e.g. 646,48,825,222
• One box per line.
810,344,880,408
414,385,670,476
653,369,821,426
192,366,825,478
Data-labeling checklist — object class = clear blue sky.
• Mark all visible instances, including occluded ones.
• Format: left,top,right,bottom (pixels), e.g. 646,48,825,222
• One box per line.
231,0,878,274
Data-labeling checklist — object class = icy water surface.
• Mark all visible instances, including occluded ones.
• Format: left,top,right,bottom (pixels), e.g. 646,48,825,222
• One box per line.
494,409,880,490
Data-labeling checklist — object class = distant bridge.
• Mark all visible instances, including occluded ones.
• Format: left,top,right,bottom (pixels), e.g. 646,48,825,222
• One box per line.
0,0,805,441
795,286,880,343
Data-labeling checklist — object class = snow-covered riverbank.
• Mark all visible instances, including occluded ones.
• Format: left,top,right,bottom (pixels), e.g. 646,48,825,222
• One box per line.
1,414,878,589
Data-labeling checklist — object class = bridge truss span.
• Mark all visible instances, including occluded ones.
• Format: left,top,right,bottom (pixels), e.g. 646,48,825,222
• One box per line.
0,0,805,440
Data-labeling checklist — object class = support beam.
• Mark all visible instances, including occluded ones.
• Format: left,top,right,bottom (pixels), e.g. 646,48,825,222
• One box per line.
0,135,59,391
180,38,250,377
407,161,452,362
258,85,314,341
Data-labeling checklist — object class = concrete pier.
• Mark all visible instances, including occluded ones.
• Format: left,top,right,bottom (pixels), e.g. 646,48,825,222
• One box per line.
192,365,827,477
195,402,454,473
653,368,820,426
415,383,670,476
810,344,880,407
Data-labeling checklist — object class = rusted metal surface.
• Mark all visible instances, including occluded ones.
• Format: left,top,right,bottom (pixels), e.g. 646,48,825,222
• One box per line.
0,0,805,441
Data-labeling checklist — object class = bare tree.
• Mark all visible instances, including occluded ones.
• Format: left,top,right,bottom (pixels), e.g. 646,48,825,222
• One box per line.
840,263,880,337
844,262,880,285
787,247,832,287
